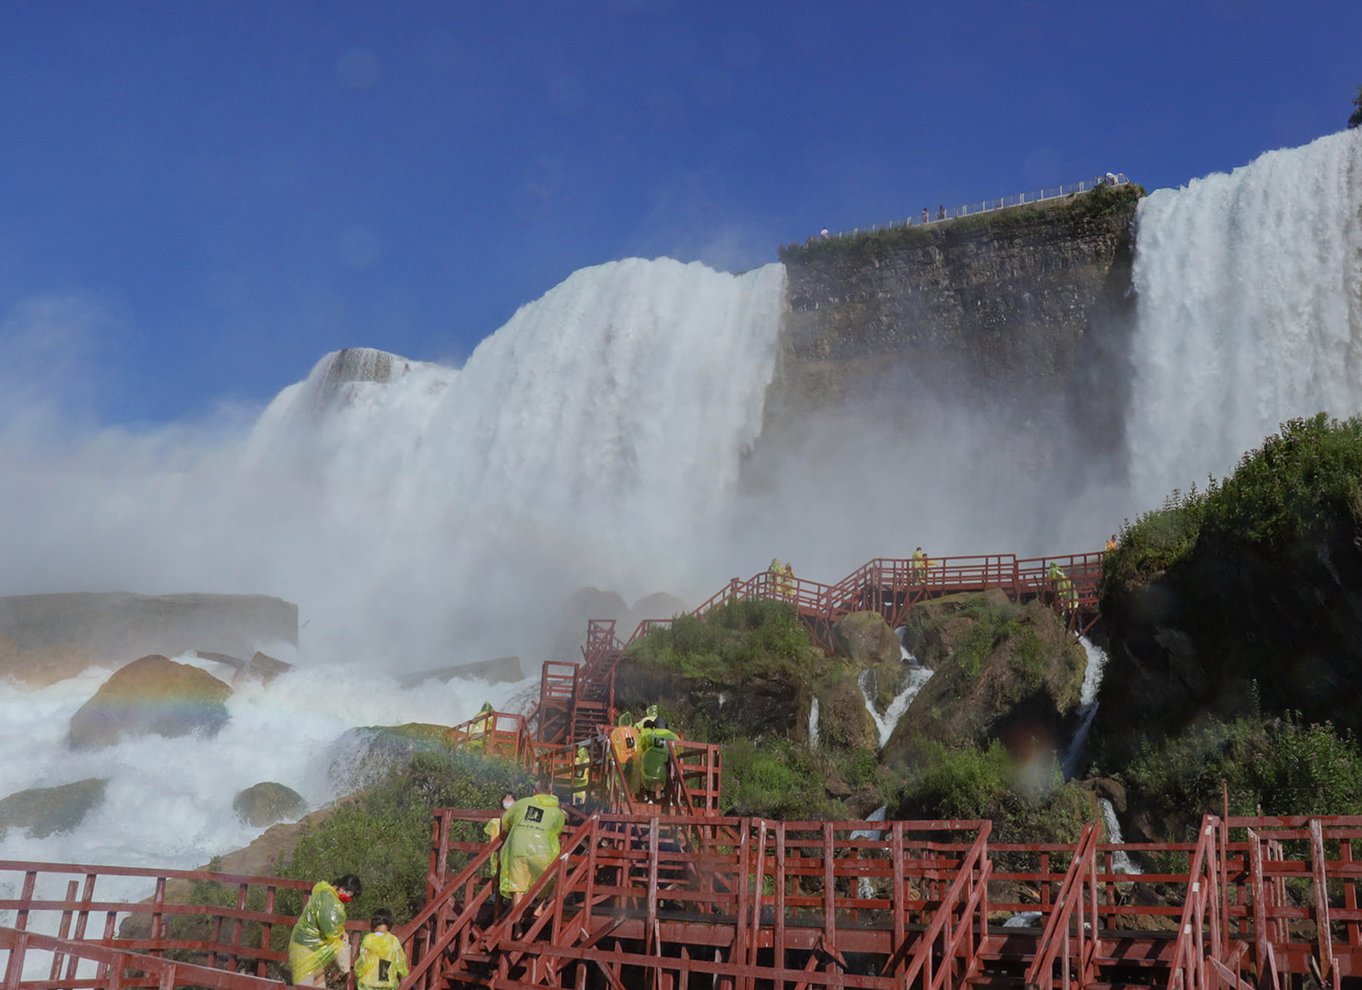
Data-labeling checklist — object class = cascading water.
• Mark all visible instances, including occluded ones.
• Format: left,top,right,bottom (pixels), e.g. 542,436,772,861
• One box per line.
1127,129,1362,503
0,258,786,872
1061,636,1109,780
858,657,933,750
1100,798,1140,875
807,697,821,747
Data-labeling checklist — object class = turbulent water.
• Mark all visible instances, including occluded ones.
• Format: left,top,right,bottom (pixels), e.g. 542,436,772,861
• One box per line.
1128,129,1362,503
4,131,1362,876
0,258,784,872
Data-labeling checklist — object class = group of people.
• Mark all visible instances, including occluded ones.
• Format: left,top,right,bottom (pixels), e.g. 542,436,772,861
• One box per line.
768,558,796,598
287,875,408,990
610,705,680,802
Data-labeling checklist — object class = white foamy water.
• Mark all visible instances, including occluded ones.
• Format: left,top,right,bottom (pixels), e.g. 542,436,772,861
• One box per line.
0,659,531,869
1061,636,1109,780
1128,129,1362,503
807,696,820,747
1100,798,1140,875
858,661,933,750
3,259,785,668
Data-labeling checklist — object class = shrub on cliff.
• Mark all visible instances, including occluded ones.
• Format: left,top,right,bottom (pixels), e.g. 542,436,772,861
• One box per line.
1123,716,1362,840
1106,413,1362,586
893,740,1090,844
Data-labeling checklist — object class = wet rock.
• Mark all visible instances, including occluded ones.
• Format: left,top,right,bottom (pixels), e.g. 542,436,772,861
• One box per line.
328,722,455,792
0,778,107,838
884,594,1084,768
69,655,232,749
830,611,901,667
0,592,297,687
233,782,308,827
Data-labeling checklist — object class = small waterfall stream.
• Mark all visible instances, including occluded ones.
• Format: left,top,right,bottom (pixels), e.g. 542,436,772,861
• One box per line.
1061,636,1109,780
1100,798,1141,875
859,662,932,750
807,697,821,747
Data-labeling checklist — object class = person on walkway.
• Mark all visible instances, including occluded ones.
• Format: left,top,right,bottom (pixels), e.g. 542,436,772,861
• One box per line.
921,207,930,223
571,745,591,805
635,717,681,803
499,779,566,912
634,704,660,730
1106,534,1118,552
484,791,516,877
466,701,495,751
1048,561,1078,609
288,874,361,988
779,561,796,598
938,205,946,220
355,909,408,990
910,546,927,582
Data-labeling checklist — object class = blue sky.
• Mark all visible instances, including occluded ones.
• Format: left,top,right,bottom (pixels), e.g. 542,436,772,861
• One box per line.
2,0,1359,425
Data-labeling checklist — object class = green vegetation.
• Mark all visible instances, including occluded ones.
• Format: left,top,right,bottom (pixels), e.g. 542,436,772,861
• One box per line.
622,600,890,818
1105,414,1362,587
1124,716,1362,830
279,751,532,923
895,740,1090,844
777,182,1142,264
625,598,818,684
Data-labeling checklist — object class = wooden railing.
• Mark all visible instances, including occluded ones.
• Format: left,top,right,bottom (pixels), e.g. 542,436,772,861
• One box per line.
1024,822,1101,990
0,925,287,990
0,860,313,980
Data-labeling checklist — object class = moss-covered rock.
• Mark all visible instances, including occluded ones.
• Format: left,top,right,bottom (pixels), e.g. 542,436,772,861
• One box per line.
233,781,308,827
0,778,108,837
885,594,1084,769
328,722,458,792
69,655,232,749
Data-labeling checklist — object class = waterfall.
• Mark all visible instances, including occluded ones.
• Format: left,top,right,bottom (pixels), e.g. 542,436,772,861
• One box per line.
807,696,821,748
858,661,933,750
1100,798,1141,875
1127,129,1362,503
1061,636,1109,780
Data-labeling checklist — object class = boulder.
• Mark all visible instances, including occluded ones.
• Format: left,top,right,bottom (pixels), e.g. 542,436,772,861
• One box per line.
69,655,233,750
399,655,523,688
811,672,879,751
830,611,901,667
233,782,308,827
884,595,1084,769
623,593,689,634
247,651,291,684
0,778,107,837
547,587,629,659
0,592,298,687
328,722,455,792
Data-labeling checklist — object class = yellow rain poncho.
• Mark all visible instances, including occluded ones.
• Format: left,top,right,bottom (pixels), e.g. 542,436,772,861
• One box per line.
483,814,502,877
355,930,408,990
1048,562,1078,608
498,793,566,897
288,881,350,984
633,726,680,794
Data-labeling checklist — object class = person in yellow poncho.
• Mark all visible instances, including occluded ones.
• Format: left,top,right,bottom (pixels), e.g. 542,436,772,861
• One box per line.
355,908,408,990
483,791,516,879
498,779,566,910
633,718,681,803
288,874,361,987
1048,561,1078,609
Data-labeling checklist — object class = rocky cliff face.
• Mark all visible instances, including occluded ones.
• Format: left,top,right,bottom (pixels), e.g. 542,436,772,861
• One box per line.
0,592,298,686
763,187,1139,461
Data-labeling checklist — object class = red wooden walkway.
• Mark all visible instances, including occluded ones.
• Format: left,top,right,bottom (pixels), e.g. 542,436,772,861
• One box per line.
7,812,1362,990
535,551,1103,747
